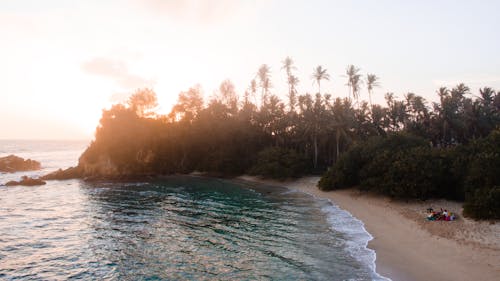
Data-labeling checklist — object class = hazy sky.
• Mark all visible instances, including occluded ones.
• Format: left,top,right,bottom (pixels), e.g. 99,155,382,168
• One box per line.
2,0,499,140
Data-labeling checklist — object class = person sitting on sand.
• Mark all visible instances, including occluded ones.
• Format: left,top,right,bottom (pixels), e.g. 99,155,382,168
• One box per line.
427,209,437,221
427,208,434,219
426,207,456,221
449,212,455,221
444,210,456,221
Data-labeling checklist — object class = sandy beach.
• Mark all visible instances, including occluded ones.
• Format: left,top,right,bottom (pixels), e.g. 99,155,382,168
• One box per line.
239,176,500,281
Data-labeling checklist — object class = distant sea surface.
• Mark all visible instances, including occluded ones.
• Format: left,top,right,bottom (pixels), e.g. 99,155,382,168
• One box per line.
0,140,388,280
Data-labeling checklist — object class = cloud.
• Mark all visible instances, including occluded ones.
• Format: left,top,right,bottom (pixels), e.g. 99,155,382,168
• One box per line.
81,57,155,89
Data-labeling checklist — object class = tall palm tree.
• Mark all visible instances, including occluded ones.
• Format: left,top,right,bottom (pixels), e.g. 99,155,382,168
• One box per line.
352,75,362,107
407,93,428,122
281,56,295,76
312,65,330,94
436,87,450,144
282,56,299,111
330,98,354,161
370,104,389,136
297,93,329,169
437,87,449,101
366,73,380,110
345,65,362,105
257,64,271,106
451,83,470,100
288,75,299,110
249,79,258,105
479,87,495,105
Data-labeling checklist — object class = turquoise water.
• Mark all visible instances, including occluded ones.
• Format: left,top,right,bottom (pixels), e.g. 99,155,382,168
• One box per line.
0,141,388,280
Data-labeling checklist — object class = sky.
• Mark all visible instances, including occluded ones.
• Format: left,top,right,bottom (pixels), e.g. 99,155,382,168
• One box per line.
1,0,499,140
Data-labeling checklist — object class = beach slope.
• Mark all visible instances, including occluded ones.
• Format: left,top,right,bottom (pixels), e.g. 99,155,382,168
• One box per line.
240,176,500,281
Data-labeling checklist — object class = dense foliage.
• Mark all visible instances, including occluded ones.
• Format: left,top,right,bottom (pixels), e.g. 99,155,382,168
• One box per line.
79,59,500,218
319,131,500,219
248,147,309,179
462,130,500,219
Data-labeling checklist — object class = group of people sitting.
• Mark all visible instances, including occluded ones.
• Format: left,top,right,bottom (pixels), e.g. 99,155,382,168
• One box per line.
426,208,456,221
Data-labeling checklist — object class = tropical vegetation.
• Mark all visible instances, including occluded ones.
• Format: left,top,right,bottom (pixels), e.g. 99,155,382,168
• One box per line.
79,57,500,219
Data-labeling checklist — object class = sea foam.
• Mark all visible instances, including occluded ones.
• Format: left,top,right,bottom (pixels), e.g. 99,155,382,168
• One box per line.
291,188,391,281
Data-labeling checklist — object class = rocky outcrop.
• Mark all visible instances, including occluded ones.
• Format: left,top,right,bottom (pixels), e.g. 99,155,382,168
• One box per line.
5,176,46,186
42,154,120,180
41,166,83,180
0,155,41,173
42,146,156,180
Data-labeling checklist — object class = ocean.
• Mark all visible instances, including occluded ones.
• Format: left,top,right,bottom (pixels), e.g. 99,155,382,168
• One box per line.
0,140,388,280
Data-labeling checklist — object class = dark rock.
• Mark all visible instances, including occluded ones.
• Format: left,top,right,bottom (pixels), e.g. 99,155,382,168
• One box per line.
5,176,46,186
0,155,41,173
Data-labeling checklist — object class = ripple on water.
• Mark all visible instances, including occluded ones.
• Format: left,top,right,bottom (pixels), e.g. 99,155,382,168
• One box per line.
0,177,387,280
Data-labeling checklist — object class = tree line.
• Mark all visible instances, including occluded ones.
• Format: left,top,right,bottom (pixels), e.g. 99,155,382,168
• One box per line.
79,57,500,218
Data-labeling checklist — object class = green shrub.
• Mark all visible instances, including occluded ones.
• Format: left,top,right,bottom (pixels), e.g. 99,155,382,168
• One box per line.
318,144,364,190
463,129,500,219
319,133,427,190
376,147,455,199
463,187,500,219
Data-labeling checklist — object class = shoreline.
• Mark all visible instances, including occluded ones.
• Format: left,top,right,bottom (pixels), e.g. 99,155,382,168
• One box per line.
238,176,500,281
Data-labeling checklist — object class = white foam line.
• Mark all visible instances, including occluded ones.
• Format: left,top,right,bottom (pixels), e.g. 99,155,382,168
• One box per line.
289,186,391,281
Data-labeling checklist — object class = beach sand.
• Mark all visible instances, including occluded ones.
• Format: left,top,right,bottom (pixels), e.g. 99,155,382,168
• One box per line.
239,176,500,281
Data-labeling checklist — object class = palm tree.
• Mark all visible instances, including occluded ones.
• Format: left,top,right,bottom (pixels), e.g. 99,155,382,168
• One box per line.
436,87,450,144
282,57,299,111
366,74,380,110
370,104,388,136
257,64,271,106
330,98,354,161
437,87,449,101
288,75,299,110
297,93,329,169
312,65,330,94
451,83,470,100
282,56,295,76
436,85,471,144
352,75,362,107
345,65,362,105
385,92,408,131
249,79,258,105
479,87,495,105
